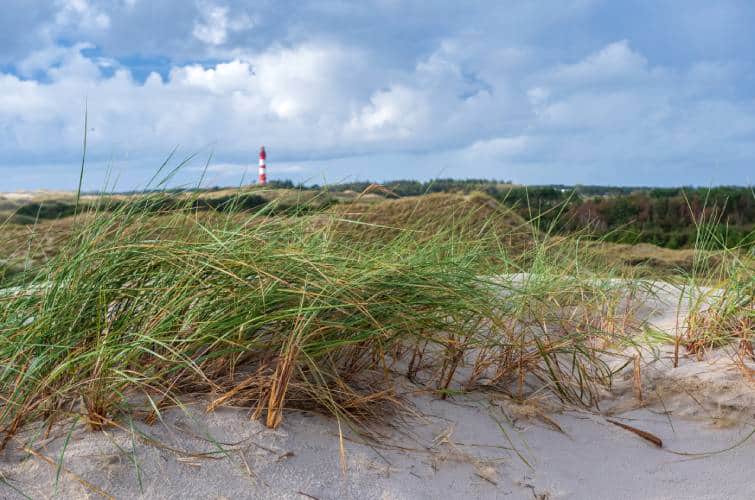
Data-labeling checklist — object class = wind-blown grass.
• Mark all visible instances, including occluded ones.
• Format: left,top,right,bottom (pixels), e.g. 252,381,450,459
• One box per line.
680,226,754,361
0,195,496,438
0,188,655,445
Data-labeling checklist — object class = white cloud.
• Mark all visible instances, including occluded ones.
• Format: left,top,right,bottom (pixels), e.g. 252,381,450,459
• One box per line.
55,0,111,31
253,43,369,120
192,1,254,46
467,136,530,159
349,85,423,140
548,40,649,85
0,42,377,162
1,22,754,188
16,43,109,81
345,41,507,150
170,60,255,94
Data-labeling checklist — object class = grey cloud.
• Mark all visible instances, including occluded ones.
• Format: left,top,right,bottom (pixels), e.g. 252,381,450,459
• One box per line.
0,1,754,189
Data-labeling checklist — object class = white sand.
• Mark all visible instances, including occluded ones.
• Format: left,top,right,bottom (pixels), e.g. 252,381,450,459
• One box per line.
2,284,754,499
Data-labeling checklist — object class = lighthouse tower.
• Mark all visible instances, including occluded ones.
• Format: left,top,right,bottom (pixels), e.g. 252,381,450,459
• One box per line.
258,146,267,185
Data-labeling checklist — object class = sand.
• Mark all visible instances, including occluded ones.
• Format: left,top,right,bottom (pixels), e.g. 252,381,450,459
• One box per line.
2,283,754,499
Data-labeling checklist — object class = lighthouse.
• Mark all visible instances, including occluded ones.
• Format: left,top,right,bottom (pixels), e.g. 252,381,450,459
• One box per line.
258,146,267,185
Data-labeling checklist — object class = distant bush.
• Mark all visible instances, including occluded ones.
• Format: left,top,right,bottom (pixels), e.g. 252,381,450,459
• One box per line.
15,201,77,220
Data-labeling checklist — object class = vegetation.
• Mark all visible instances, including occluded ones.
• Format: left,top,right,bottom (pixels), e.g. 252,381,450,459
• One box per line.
348,181,755,249
2,180,752,250
0,186,650,445
679,224,754,361
0,260,22,286
0,174,752,449
330,191,533,252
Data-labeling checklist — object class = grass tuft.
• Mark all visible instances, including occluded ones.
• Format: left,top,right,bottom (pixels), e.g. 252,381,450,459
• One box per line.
1,181,750,446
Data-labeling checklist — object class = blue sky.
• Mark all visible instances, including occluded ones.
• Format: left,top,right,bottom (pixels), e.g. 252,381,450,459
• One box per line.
1,1,754,190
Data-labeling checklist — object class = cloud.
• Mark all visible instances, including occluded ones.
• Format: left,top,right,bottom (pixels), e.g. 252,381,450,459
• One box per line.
547,40,650,87
466,136,530,159
0,42,378,164
55,0,111,31
192,1,254,46
0,1,754,189
2,37,754,188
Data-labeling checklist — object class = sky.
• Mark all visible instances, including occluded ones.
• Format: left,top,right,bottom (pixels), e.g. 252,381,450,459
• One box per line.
1,1,754,190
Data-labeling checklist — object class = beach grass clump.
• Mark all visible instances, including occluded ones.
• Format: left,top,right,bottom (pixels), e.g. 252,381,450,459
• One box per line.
673,207,755,361
0,187,651,444
682,249,754,360
0,195,498,443
463,236,646,405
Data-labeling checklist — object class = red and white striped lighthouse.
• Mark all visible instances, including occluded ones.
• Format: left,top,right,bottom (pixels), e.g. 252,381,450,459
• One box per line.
258,146,267,185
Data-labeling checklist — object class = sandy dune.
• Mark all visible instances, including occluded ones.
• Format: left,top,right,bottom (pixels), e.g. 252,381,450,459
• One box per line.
2,284,754,499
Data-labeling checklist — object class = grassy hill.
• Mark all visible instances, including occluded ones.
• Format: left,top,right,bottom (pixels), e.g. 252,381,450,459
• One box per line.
1,182,752,284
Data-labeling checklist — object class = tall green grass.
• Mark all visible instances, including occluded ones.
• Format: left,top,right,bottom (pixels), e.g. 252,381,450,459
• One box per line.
0,194,492,435
0,184,690,444
679,212,754,361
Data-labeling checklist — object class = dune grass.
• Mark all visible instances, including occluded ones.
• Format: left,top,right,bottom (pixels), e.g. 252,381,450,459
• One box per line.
679,223,754,363
0,182,750,450
0,198,481,436
0,187,648,444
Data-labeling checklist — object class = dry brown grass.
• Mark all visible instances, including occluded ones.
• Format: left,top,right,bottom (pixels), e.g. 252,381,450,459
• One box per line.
589,242,698,274
0,216,82,272
330,191,533,251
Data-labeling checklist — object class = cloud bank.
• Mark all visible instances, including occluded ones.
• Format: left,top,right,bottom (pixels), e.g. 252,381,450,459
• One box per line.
0,1,754,189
